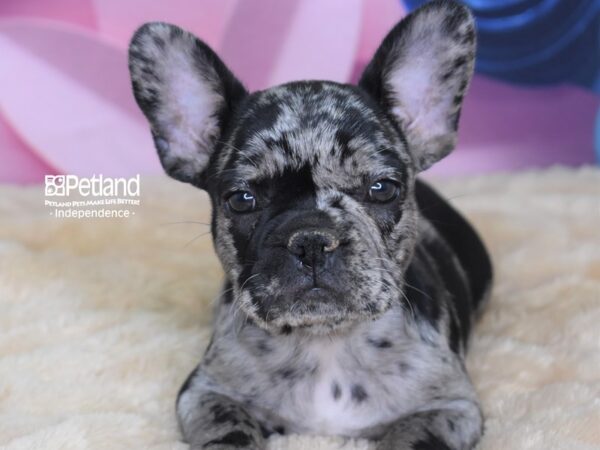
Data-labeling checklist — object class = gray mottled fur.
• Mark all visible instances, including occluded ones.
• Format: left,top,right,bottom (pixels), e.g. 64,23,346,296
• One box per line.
129,1,489,449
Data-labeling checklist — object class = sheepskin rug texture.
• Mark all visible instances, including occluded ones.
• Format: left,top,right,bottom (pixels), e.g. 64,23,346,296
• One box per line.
1,167,599,450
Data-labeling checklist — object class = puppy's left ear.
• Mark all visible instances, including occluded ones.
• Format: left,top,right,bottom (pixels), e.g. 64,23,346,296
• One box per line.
359,1,476,171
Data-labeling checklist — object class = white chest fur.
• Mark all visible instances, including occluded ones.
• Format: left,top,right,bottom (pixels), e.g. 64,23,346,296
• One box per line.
271,331,443,438
220,306,458,438
303,340,393,437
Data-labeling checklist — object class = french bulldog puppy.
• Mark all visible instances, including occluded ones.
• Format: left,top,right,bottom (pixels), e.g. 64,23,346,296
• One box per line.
128,1,492,449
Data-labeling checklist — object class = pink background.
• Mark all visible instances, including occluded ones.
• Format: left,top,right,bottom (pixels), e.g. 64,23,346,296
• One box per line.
1,0,598,184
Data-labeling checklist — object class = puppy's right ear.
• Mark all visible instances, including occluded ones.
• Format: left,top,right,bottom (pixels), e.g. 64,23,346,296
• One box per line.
128,23,247,187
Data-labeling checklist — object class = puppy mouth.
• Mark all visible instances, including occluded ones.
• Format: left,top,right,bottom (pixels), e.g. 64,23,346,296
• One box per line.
240,240,396,332
293,286,338,306
246,283,363,332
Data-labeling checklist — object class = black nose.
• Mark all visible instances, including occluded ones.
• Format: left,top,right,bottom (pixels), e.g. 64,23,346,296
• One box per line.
287,230,339,269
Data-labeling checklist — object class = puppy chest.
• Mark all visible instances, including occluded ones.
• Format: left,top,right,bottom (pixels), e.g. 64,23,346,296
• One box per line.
303,364,395,436
260,341,418,437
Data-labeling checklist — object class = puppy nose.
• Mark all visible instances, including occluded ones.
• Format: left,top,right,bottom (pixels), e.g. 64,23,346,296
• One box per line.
287,230,339,268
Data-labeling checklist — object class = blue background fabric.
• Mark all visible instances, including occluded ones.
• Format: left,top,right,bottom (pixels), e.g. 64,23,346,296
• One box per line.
403,0,600,94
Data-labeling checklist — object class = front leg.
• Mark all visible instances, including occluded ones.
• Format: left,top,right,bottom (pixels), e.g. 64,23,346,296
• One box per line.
377,401,483,450
177,368,264,450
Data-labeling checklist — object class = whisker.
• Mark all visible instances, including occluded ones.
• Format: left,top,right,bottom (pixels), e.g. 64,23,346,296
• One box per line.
401,279,433,302
239,273,262,292
182,231,212,248
211,285,235,307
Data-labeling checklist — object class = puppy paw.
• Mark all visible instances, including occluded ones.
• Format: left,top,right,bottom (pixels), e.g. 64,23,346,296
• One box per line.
191,429,264,450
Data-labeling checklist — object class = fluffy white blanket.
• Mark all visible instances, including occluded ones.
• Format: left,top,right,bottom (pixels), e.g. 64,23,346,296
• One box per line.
1,168,599,449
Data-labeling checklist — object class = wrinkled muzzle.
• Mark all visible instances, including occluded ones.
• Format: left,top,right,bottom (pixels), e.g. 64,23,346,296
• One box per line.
236,208,398,332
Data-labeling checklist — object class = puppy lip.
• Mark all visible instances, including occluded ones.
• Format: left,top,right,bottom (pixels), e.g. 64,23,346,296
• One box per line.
300,286,331,299
296,284,341,300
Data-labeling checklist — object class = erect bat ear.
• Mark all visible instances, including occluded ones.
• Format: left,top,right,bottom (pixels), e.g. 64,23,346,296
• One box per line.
128,22,247,188
359,1,476,171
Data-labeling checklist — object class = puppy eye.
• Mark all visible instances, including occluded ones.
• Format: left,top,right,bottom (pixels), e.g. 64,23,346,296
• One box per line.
227,191,256,213
368,180,399,203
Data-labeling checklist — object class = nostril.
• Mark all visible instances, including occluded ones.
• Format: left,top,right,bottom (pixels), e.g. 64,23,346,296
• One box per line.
323,238,339,253
288,240,306,258
287,229,339,263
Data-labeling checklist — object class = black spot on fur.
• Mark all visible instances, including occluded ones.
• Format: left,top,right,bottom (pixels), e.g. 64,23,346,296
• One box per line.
264,164,317,210
281,325,292,335
452,56,467,72
330,197,343,210
140,67,161,84
351,384,368,403
260,424,285,439
413,431,451,450
447,418,456,432
204,430,252,447
332,382,342,400
335,129,354,161
448,309,462,354
440,69,453,83
277,368,295,379
364,301,379,313
367,337,392,349
398,361,411,373
461,28,476,45
256,339,271,353
210,404,239,426
151,34,166,50
168,25,181,40
260,425,272,439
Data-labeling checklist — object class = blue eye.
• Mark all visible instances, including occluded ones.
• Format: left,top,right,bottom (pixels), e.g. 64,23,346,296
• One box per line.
227,191,256,213
368,180,399,203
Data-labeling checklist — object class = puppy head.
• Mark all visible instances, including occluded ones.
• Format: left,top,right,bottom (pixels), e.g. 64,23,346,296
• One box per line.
128,1,476,333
